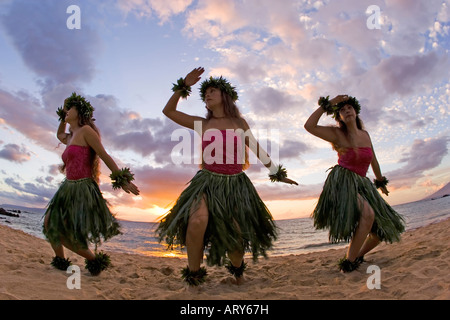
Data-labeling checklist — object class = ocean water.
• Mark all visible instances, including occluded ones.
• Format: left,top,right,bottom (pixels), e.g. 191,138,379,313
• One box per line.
1,196,449,259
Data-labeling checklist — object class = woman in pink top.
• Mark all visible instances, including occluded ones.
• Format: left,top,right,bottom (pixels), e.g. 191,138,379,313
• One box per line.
157,68,297,286
305,95,404,272
43,93,139,275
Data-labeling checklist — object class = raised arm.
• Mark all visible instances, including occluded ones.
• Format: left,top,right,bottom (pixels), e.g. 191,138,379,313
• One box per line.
163,67,206,130
56,104,70,144
304,106,339,144
304,95,353,144
57,120,70,145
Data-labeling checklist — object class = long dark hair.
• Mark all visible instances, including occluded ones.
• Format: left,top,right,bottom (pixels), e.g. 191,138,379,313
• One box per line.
205,91,242,120
332,112,365,154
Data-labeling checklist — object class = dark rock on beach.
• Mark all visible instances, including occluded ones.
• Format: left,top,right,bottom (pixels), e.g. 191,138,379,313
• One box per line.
0,207,20,218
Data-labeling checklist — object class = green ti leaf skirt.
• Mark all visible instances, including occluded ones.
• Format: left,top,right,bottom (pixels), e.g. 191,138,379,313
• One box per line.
312,165,405,243
157,169,278,266
43,178,121,250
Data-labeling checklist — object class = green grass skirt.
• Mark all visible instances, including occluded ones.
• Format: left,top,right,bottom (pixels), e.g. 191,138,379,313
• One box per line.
43,178,121,250
312,165,405,243
157,169,277,266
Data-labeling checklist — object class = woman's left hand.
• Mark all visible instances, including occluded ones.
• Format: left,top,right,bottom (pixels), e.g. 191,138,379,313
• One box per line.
380,186,389,196
122,182,140,195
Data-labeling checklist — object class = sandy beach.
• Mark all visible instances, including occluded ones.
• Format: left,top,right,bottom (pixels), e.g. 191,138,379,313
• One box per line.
0,218,448,301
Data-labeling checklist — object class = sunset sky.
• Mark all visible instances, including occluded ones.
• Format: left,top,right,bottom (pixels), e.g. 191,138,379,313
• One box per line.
0,0,449,222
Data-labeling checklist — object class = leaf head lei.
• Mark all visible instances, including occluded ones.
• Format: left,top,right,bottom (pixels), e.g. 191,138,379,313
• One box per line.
62,92,95,120
319,95,361,120
200,76,238,102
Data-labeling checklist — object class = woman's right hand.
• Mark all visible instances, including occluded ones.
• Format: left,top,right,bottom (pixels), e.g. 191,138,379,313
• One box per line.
184,67,205,86
330,95,349,105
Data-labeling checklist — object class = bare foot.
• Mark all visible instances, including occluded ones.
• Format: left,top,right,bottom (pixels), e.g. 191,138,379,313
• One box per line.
235,275,246,285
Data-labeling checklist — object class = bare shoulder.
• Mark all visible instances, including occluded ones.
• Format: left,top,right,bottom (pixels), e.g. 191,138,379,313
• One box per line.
361,129,373,144
80,125,98,136
362,129,372,138
236,117,251,130
79,125,101,144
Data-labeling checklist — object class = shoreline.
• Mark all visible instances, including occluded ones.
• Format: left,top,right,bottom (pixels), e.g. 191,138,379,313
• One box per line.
0,218,449,300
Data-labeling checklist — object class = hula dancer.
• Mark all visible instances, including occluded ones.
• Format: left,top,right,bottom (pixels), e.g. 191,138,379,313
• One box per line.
44,93,140,275
157,67,297,286
305,95,405,273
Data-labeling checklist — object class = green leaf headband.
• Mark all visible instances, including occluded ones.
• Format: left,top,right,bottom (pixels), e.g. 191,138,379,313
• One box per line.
319,95,361,120
64,92,95,120
200,76,239,102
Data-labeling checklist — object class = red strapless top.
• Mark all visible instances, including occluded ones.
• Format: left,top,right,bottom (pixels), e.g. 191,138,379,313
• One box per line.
338,147,373,177
62,145,93,180
202,130,244,175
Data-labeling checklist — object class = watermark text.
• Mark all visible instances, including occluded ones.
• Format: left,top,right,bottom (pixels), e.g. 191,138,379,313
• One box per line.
66,5,81,30
366,5,381,30
66,265,81,290
366,265,381,290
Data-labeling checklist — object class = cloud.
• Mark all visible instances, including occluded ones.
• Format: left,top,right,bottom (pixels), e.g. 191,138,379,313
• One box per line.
0,0,101,86
380,0,448,55
179,0,449,132
375,52,449,96
248,87,301,114
256,182,324,202
184,0,247,38
116,0,193,23
279,139,312,161
0,144,31,163
0,189,50,208
0,88,57,150
2,177,57,206
387,136,450,188
86,93,184,163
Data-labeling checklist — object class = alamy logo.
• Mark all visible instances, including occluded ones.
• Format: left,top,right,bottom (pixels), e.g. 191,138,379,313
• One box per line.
366,5,381,30
66,265,81,290
66,5,81,30
366,265,381,290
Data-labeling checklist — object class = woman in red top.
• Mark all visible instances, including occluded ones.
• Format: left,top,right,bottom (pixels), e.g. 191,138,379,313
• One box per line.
43,93,139,275
305,95,405,272
157,68,297,286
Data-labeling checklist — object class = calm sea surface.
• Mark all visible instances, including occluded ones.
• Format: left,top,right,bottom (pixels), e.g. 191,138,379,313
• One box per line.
1,196,449,258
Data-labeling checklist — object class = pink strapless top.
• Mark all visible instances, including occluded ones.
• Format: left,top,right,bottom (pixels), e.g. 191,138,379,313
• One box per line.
62,145,93,180
338,147,373,177
202,130,244,175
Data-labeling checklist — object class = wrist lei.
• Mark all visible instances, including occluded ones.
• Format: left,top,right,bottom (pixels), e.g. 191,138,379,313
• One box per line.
172,78,192,99
374,176,389,189
110,168,135,190
56,106,66,122
269,164,288,183
318,96,334,115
